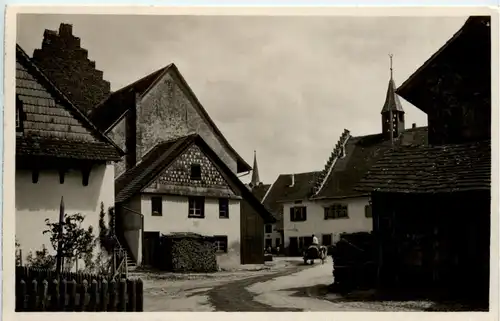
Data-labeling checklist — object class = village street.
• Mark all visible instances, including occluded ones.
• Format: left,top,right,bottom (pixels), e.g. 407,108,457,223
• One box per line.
134,257,437,312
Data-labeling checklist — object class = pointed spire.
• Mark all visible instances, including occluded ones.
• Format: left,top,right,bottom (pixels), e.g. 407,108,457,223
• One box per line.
250,150,260,187
381,54,404,114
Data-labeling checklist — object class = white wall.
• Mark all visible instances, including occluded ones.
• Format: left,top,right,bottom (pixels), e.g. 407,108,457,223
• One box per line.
141,194,241,268
283,197,372,248
15,163,115,270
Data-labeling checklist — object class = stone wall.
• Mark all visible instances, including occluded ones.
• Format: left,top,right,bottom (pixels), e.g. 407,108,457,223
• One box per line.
137,71,238,173
32,23,111,115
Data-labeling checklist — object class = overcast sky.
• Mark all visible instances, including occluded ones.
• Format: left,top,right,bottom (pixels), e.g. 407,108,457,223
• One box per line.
17,14,467,184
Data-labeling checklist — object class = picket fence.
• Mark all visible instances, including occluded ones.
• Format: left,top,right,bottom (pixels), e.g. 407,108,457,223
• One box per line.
15,266,143,312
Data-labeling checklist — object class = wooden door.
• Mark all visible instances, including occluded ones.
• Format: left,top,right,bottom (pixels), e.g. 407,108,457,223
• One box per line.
289,237,299,256
143,232,160,267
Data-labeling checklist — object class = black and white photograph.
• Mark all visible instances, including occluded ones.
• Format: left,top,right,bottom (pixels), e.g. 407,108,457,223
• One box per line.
6,6,496,314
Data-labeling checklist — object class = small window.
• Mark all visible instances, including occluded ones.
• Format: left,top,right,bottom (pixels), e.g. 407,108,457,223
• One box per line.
294,200,302,204
324,204,349,220
265,224,273,234
365,204,373,218
219,198,229,218
290,206,307,222
322,234,333,246
190,164,202,180
188,196,205,218
151,196,162,216
213,235,228,253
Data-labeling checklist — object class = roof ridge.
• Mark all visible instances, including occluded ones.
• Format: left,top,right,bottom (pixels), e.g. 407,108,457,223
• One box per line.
312,129,351,195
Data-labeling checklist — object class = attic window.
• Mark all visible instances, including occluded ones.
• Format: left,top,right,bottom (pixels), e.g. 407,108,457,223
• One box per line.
190,164,202,180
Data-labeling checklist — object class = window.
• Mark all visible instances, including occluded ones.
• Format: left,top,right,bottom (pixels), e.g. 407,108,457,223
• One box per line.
188,196,205,218
219,198,229,218
151,196,162,216
190,164,201,180
265,238,272,249
365,204,373,218
265,224,273,234
290,206,307,222
213,235,228,253
324,204,348,220
322,234,333,246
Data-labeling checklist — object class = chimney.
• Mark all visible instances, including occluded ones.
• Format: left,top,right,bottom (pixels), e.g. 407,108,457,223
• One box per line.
289,174,295,187
412,123,416,129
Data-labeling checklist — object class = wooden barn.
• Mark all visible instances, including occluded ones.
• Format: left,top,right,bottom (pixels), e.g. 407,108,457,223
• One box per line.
356,16,491,306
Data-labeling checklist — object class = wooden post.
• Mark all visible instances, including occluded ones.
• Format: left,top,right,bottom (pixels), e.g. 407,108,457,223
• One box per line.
136,279,143,312
100,279,108,312
56,197,65,276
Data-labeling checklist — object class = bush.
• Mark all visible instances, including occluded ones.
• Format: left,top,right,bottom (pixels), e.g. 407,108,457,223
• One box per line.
26,245,56,269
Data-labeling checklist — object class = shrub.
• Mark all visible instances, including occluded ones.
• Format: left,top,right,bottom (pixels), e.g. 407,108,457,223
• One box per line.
26,245,56,269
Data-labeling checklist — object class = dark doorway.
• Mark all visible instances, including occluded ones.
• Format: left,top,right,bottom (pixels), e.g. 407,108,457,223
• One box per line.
289,237,299,256
143,231,160,267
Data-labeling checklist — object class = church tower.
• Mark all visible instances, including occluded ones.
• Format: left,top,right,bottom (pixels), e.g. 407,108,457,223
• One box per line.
249,150,261,188
381,54,405,141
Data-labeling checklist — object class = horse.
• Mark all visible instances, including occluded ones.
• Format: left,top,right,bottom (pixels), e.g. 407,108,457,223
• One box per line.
303,245,328,265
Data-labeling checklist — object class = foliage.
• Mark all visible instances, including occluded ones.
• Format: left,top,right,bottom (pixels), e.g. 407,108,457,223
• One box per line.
82,250,112,274
26,245,56,269
15,237,22,266
43,213,95,269
98,202,117,255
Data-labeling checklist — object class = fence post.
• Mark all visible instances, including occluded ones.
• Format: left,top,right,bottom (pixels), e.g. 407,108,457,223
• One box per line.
68,280,77,311
28,279,38,311
100,279,108,312
118,279,127,311
59,279,67,311
88,279,98,311
40,280,49,311
108,279,117,311
126,279,136,311
79,280,88,311
49,279,60,311
135,278,143,312
16,279,26,311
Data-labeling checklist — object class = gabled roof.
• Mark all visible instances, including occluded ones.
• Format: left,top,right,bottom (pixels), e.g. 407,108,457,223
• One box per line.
397,16,490,113
313,127,428,199
262,171,320,222
381,78,404,113
15,44,124,161
115,134,276,223
356,140,491,193
89,64,252,173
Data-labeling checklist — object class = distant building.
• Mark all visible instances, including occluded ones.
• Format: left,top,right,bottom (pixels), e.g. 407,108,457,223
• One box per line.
263,61,428,256
15,44,123,267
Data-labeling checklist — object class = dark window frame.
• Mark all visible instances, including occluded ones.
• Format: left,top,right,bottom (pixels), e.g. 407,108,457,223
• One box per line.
213,235,228,253
322,234,333,246
190,164,202,180
265,224,273,234
324,204,349,220
219,198,229,218
290,206,307,222
188,196,205,218
151,196,163,216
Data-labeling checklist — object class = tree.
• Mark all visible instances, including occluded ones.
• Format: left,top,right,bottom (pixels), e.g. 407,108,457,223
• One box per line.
98,203,117,255
26,245,56,269
43,213,95,271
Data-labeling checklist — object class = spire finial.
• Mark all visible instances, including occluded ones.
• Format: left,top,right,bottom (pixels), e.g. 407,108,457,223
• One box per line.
251,150,260,187
389,53,394,80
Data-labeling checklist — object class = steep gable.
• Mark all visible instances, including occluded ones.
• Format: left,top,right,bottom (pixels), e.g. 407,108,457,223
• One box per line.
143,144,238,198
16,44,123,161
90,64,251,174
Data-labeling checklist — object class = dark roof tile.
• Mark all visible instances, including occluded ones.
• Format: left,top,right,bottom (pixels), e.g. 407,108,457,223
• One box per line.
356,140,490,193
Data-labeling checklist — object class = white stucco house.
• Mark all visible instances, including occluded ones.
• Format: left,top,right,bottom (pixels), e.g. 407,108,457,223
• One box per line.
15,44,124,267
262,73,428,256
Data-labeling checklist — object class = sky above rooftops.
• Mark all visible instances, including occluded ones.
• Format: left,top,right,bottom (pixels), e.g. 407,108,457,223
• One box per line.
17,14,466,184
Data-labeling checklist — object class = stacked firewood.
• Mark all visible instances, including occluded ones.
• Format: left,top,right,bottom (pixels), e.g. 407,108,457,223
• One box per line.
165,234,218,273
331,232,376,292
